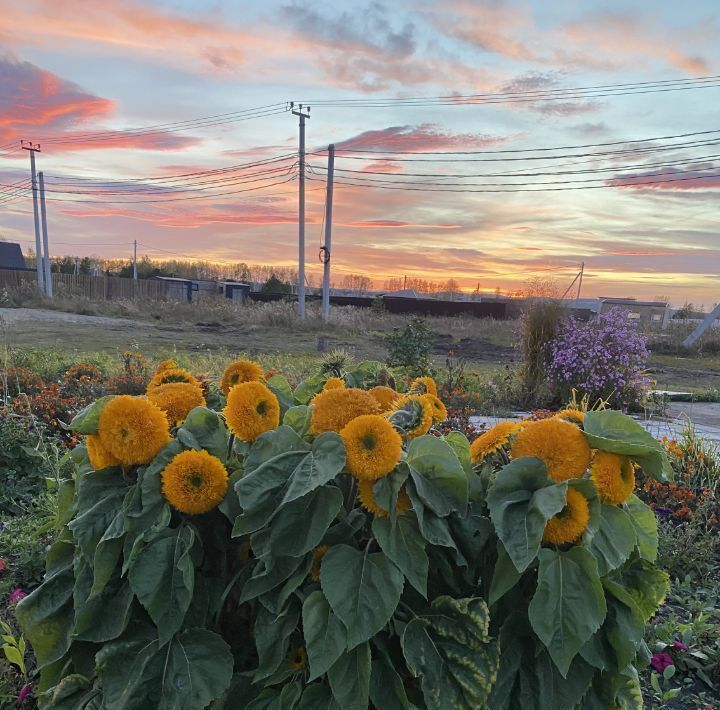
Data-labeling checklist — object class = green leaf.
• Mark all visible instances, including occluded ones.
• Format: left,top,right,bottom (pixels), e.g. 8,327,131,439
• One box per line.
444,431,472,476
240,555,309,603
246,425,311,473
284,405,312,438
583,410,672,482
486,457,567,573
401,596,499,710
177,407,230,462
281,433,346,505
605,556,669,621
528,547,607,677
406,435,468,516
409,490,466,566
369,651,411,710
91,504,126,597
67,395,114,434
489,541,522,606
585,504,636,576
320,545,404,650
372,512,428,597
254,598,300,681
267,374,295,413
372,465,409,516
623,495,659,562
294,373,326,405
302,591,347,681
297,684,340,709
327,643,371,710
603,595,646,670
128,525,195,647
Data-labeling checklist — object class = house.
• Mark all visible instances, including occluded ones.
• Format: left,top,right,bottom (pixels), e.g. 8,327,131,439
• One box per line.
152,276,194,302
0,242,28,270
599,297,669,326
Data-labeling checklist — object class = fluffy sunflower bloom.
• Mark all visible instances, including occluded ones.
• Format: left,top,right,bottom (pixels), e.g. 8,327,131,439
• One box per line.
410,376,438,397
422,393,448,423
309,545,329,582
340,414,403,481
224,381,280,441
542,487,590,545
311,387,379,434
287,646,307,672
147,367,200,392
357,480,412,518
156,359,178,372
511,418,591,482
555,408,585,426
389,395,433,439
148,382,205,426
86,433,120,470
323,377,345,391
161,449,228,515
368,385,398,410
591,451,635,504
98,395,171,466
220,359,263,395
469,421,520,463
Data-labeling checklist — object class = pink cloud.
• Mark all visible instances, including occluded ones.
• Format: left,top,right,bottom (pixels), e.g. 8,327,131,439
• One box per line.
342,220,461,229
606,164,720,191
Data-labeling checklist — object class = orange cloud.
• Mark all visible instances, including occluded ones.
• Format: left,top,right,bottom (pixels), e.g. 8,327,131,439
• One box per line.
343,220,461,229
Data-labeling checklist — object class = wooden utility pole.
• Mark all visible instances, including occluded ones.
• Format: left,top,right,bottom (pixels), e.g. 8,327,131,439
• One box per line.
321,144,335,322
21,141,43,293
291,103,311,318
133,240,138,280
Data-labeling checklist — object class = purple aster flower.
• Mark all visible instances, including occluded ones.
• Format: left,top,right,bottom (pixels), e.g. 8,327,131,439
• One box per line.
673,640,689,651
651,652,674,672
17,685,32,702
9,588,26,605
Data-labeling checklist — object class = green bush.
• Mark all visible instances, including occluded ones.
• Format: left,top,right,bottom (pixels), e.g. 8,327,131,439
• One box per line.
386,317,433,376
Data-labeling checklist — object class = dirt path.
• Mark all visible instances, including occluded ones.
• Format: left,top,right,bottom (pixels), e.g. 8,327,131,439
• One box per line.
0,307,140,328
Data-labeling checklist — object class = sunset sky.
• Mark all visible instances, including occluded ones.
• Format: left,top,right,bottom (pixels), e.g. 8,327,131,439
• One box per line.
0,0,718,306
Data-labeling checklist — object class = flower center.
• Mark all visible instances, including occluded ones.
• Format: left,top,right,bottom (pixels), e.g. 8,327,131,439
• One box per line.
556,504,572,520
188,472,205,490
361,434,376,451
256,400,267,416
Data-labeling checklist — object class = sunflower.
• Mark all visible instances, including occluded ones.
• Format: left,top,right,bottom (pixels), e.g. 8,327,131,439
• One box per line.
542,487,590,545
147,382,205,426
410,376,438,397
220,359,263,395
147,367,199,392
311,387,379,434
469,421,520,463
511,418,591,482
357,480,412,518
340,414,403,481
368,385,398,410
98,395,170,466
309,545,329,582
422,393,448,423
156,359,178,372
555,408,585,426
287,646,307,672
86,433,121,470
161,449,229,515
224,381,280,441
323,377,345,391
591,451,635,504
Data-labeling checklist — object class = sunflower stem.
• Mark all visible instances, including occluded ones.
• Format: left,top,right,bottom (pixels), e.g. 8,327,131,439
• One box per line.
344,477,357,514
226,433,235,462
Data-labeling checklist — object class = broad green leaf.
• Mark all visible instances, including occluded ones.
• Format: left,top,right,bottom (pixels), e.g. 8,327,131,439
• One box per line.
297,684,340,709
444,431,472,477
369,653,411,710
128,525,195,647
585,504,636,576
605,556,669,621
623,495,658,562
283,405,312,438
372,511,428,597
91,502,126,597
486,457,567,573
281,433,346,505
44,675,100,710
406,435,468,516
583,410,672,482
267,374,295,413
177,407,229,462
293,373,326,405
408,488,466,566
528,547,607,677
372,465,409,516
240,555,309,603
320,545,404,650
489,541,522,606
401,596,499,710
327,643,371,710
603,595,645,670
302,591,347,681
448,503,494,569
245,426,310,474
254,599,300,680
67,395,114,434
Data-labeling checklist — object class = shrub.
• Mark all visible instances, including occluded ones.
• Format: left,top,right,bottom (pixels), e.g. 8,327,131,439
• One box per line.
386,317,433,375
17,361,673,709
547,307,651,410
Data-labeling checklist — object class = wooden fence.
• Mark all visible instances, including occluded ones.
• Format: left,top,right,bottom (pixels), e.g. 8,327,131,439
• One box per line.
0,269,171,301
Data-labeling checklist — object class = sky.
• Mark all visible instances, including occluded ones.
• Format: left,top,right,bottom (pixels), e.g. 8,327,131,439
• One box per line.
0,0,718,306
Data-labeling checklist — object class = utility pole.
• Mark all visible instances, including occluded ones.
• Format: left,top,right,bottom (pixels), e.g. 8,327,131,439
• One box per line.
21,141,43,293
577,261,585,300
133,240,138,280
291,102,311,318
321,144,335,322
38,171,52,297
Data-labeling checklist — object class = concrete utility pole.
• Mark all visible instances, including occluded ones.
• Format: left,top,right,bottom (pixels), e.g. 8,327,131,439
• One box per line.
321,144,335,322
38,171,52,297
683,302,720,348
21,141,43,293
291,102,311,318
133,240,138,280
577,261,585,300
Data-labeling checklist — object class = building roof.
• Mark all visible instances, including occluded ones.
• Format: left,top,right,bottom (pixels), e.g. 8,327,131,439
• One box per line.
0,242,26,269
600,298,668,307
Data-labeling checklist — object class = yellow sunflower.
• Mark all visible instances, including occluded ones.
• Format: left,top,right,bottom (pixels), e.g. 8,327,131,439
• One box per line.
591,451,635,504
98,395,171,466
147,367,199,392
323,377,345,391
542,487,590,545
224,381,280,442
368,385,398,410
357,480,412,518
340,414,403,481
147,382,205,426
555,408,585,426
311,387,379,434
469,421,520,463
410,376,438,397
287,646,307,672
86,433,121,470
220,359,263,395
156,359,178,372
161,449,229,515
422,393,448,424
511,418,591,482
309,545,329,582
389,394,433,439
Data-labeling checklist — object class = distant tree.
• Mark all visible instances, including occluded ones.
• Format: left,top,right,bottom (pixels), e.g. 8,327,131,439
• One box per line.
260,274,292,294
53,256,76,274
79,257,92,275
673,302,701,319
341,274,372,294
